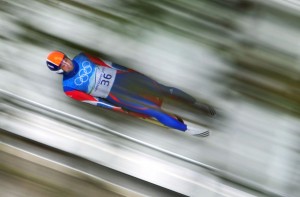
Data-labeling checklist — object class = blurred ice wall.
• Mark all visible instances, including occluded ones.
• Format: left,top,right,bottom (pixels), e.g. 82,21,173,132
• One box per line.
1,0,300,197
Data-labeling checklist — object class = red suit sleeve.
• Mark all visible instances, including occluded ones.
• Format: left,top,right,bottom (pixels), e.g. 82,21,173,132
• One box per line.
84,53,111,68
84,53,135,73
65,90,98,102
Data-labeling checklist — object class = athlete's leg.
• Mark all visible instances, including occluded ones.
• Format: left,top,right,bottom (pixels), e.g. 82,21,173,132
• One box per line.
114,72,163,100
159,84,216,116
159,84,196,104
146,109,187,131
106,90,187,131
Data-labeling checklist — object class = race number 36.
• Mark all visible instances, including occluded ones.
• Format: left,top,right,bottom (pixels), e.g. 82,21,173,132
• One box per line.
100,73,112,86
92,66,116,98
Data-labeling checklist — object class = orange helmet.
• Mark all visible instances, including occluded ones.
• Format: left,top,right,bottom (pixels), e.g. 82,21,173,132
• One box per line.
46,51,65,71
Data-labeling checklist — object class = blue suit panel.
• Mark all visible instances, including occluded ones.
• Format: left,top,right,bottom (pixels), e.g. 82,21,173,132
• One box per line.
63,53,96,93
63,53,116,98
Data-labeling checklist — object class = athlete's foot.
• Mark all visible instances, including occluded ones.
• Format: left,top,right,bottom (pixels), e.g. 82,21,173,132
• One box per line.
185,126,210,137
195,130,210,137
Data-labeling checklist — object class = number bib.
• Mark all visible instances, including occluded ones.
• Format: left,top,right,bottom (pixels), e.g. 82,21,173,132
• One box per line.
91,66,116,98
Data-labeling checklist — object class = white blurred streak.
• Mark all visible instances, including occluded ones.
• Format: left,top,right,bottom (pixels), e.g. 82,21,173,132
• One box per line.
1,93,258,197
264,0,300,11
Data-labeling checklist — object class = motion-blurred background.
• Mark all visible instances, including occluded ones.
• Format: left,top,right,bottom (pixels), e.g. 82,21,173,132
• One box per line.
1,0,300,197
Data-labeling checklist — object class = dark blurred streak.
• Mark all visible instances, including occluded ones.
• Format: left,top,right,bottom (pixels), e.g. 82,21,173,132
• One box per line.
117,0,238,45
220,43,300,115
211,0,254,10
228,74,300,115
13,22,110,60
158,1,245,29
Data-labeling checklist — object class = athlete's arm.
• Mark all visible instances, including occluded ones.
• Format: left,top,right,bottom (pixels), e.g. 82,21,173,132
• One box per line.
64,89,150,118
64,89,124,112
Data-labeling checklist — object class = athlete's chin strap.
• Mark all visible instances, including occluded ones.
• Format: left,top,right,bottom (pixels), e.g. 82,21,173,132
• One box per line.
56,69,64,74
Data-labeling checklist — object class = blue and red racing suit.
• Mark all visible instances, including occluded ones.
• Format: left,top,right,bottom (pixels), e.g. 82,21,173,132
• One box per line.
63,53,196,131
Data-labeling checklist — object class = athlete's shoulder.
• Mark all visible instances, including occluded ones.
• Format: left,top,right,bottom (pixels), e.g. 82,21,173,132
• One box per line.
73,52,88,61
77,52,135,72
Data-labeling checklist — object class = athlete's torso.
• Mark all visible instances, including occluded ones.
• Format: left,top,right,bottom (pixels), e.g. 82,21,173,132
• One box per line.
63,53,117,98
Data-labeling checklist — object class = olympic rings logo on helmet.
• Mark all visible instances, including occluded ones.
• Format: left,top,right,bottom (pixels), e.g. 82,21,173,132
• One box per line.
74,61,92,85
